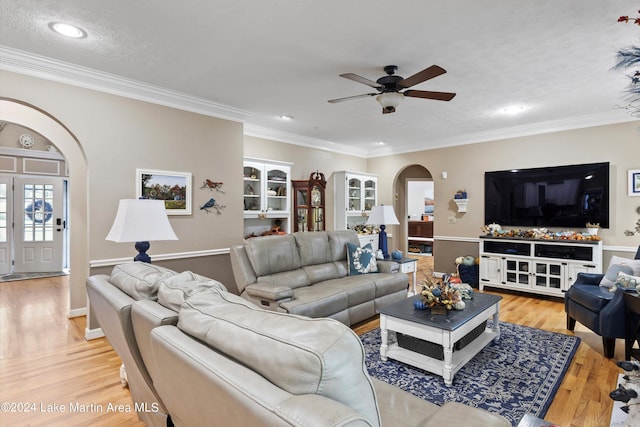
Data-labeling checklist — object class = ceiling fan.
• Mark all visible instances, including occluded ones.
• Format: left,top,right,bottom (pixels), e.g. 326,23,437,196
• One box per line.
328,65,456,114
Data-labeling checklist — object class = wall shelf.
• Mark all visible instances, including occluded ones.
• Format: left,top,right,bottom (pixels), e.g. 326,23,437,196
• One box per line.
454,198,469,213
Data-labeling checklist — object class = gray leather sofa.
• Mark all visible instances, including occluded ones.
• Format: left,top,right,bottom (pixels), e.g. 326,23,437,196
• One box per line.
89,262,511,427
86,262,226,427
230,230,408,325
148,287,511,427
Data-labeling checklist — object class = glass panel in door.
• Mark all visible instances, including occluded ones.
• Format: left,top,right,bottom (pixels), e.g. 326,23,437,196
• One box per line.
14,177,64,273
0,178,11,274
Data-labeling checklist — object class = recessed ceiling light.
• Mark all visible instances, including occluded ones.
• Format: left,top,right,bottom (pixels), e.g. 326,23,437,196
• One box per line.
502,105,525,115
376,141,386,145
48,22,87,39
279,115,293,120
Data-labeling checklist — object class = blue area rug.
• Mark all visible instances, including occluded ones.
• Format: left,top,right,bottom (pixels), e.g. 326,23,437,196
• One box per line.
361,322,580,426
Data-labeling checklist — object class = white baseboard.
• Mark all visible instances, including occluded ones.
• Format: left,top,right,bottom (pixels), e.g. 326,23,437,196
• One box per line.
85,327,104,340
68,307,86,318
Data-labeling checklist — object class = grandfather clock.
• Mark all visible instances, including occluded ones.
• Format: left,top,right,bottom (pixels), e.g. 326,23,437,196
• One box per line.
292,171,326,232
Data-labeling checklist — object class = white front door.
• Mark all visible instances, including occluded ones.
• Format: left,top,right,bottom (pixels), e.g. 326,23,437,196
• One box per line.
0,177,12,274
13,177,64,273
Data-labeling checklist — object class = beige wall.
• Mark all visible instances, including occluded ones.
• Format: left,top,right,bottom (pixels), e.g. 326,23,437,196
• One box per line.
1,71,245,321
3,68,639,317
244,135,367,230
367,121,640,272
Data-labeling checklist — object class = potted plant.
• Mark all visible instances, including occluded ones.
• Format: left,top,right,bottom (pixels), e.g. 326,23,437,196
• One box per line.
586,222,600,236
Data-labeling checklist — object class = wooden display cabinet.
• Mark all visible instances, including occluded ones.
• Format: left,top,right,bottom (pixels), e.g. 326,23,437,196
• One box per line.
292,171,326,232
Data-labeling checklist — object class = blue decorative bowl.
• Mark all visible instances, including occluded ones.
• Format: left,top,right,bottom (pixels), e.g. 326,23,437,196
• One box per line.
391,250,403,260
413,299,427,310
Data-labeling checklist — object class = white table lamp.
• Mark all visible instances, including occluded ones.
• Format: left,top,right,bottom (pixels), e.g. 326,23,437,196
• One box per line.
366,204,399,259
106,199,178,263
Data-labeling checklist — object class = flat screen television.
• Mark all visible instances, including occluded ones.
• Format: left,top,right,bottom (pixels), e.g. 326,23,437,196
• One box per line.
484,162,610,229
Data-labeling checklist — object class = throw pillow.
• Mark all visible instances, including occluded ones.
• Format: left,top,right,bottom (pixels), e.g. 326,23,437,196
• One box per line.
599,255,640,288
346,242,378,276
109,261,176,300
600,263,634,288
157,271,227,311
615,271,640,291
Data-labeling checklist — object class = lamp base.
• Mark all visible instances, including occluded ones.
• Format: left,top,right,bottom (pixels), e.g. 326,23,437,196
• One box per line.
378,225,389,259
134,241,151,263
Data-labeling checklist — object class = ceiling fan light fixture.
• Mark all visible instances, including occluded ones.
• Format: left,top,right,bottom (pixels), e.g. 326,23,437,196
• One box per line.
376,92,404,114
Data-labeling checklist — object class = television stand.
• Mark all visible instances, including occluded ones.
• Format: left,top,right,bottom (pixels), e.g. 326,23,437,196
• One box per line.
478,236,602,297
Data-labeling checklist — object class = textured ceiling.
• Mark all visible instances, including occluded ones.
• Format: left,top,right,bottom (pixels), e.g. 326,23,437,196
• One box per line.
0,0,637,157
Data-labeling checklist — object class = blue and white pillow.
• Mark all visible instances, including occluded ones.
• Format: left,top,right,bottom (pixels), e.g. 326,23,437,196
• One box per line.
615,271,640,291
346,242,378,276
600,256,634,289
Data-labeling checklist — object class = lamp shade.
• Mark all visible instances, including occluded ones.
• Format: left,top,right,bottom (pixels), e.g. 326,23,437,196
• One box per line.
366,205,400,226
106,199,178,242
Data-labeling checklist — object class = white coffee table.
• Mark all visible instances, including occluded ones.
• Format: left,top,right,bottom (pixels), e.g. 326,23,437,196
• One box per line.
379,293,501,386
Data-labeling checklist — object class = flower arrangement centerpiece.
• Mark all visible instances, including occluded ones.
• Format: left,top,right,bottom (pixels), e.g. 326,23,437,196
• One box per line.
415,277,465,313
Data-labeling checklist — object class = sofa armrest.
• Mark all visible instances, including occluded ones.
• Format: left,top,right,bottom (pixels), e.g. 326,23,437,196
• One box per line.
245,283,294,301
421,402,511,427
131,300,179,386
574,272,605,286
377,260,399,274
372,378,510,427
277,395,373,426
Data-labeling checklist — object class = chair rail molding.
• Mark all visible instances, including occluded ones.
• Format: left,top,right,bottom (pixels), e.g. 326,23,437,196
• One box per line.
90,248,230,268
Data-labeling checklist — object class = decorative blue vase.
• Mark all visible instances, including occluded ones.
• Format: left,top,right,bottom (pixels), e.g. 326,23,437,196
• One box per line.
413,299,427,310
391,250,402,260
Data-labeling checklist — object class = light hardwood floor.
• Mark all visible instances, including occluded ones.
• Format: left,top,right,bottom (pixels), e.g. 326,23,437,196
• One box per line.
0,262,627,426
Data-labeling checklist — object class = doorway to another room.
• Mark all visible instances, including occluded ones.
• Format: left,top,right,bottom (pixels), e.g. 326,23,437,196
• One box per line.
0,175,68,277
406,180,434,257
393,165,435,284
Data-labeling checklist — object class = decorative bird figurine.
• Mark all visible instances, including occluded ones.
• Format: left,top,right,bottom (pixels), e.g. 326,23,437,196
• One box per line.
200,179,225,193
200,198,226,214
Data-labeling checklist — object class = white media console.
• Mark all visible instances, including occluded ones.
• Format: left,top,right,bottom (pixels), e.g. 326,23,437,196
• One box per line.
479,236,603,297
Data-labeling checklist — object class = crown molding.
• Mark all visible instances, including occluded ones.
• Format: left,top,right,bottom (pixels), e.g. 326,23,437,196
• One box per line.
3,46,636,159
244,123,368,158
0,45,252,123
367,111,638,158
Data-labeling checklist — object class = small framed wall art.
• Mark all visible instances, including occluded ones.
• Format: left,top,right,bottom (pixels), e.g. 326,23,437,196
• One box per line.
629,169,640,197
136,168,192,215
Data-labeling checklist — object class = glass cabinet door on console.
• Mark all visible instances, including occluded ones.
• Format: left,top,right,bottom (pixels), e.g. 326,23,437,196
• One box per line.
533,261,565,291
503,258,531,288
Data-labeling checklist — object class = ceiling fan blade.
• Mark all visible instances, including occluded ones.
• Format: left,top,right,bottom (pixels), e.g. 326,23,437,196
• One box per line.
403,90,456,101
328,93,377,103
397,65,447,89
339,73,383,89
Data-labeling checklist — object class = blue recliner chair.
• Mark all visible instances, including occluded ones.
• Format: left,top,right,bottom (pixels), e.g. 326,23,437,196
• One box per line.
565,246,640,358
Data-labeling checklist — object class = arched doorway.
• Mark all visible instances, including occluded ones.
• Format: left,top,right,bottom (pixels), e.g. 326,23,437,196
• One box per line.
0,99,89,318
393,164,433,256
